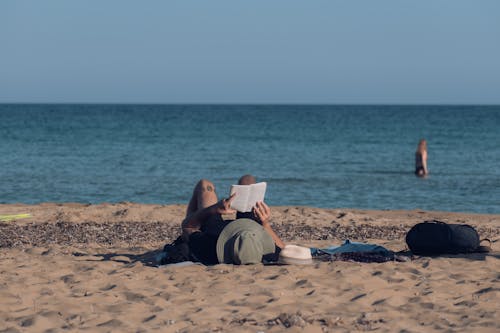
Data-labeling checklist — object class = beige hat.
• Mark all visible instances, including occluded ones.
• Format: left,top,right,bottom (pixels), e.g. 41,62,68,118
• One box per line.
216,218,275,265
278,244,313,265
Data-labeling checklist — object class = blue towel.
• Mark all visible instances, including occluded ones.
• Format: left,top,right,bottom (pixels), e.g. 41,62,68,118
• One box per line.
310,240,392,256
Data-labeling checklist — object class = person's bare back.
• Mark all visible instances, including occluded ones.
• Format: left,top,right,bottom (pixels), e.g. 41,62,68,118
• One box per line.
415,139,428,177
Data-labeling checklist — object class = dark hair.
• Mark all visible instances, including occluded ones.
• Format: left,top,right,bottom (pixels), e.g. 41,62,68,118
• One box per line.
416,139,427,153
238,174,256,185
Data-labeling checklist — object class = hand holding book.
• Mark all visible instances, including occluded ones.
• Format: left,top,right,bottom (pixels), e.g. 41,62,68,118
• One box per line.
229,182,267,213
214,193,237,215
253,201,271,226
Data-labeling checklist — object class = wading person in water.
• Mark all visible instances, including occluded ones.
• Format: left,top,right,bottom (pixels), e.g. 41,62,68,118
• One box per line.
181,175,285,265
415,139,428,177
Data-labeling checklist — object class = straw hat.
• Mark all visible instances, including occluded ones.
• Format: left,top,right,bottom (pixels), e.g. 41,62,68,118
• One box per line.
278,244,313,265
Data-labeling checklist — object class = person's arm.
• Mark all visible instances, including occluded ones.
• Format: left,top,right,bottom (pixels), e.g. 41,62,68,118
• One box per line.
182,194,236,240
253,201,285,249
422,151,429,175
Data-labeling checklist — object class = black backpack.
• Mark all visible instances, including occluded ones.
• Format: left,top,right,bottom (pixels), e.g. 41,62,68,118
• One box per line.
159,236,192,265
405,220,490,255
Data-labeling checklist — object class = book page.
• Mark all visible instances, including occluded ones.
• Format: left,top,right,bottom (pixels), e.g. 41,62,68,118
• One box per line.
230,185,250,212
230,182,267,212
246,182,266,208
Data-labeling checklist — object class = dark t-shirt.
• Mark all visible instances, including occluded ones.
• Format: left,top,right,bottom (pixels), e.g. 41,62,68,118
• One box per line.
188,214,230,265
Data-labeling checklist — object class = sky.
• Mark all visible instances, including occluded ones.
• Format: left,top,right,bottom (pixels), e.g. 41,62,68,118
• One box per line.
1,1,499,104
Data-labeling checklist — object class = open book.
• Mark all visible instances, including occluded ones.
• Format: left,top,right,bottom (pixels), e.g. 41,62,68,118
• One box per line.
229,182,267,213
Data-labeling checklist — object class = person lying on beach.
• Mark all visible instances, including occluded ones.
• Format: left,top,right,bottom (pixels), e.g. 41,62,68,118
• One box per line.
415,139,428,177
181,175,285,265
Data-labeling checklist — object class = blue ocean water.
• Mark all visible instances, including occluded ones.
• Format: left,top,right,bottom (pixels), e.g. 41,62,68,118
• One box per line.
1,104,499,214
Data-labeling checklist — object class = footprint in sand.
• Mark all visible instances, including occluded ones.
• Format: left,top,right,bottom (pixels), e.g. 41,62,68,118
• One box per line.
474,287,498,295
294,279,313,288
40,288,54,296
350,293,367,302
453,300,477,307
60,274,77,284
97,318,123,328
371,298,386,306
408,296,421,303
420,302,435,309
124,291,154,305
142,314,156,323
18,315,35,327
99,284,117,291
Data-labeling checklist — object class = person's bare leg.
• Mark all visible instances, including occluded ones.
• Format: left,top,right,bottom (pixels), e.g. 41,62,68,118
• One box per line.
182,179,220,241
185,179,218,218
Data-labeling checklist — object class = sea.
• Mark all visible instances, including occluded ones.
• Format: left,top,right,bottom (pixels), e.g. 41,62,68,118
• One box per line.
1,104,499,214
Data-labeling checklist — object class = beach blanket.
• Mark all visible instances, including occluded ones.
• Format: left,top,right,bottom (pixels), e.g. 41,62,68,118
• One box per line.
311,240,392,256
157,239,410,266
313,251,409,263
311,240,410,263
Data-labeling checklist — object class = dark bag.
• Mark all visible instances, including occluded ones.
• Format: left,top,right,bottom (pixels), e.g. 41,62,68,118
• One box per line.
159,236,191,265
405,220,487,255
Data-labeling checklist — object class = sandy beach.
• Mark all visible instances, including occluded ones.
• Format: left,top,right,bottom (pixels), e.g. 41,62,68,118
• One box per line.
0,203,498,332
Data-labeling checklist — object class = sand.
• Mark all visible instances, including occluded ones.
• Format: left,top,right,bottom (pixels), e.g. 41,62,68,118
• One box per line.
0,203,498,332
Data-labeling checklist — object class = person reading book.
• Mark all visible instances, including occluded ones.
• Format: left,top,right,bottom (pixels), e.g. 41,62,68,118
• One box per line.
181,175,285,265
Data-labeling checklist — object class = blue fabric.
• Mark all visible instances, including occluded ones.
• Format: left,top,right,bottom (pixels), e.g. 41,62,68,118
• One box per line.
310,240,392,256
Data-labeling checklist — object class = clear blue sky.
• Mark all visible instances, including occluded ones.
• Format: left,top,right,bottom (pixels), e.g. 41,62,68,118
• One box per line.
1,1,499,104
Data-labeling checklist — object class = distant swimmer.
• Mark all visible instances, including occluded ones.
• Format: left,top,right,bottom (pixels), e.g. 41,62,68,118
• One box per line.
415,139,428,177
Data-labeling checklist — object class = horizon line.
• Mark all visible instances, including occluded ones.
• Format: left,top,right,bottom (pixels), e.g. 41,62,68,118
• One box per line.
1,102,500,107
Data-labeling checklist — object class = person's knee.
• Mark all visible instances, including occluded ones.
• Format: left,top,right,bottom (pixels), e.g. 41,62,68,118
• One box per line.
195,179,216,193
